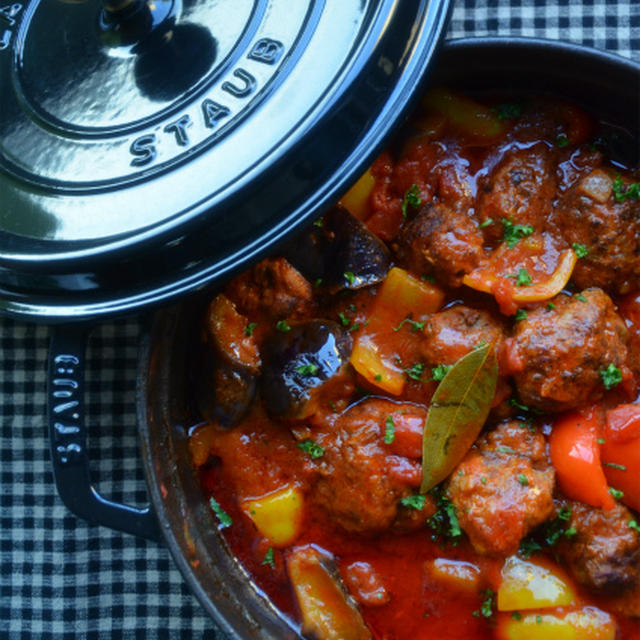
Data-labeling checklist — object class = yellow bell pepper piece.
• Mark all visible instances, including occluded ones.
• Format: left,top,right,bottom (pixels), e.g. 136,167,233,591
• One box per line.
496,608,617,640
287,545,372,640
378,267,445,313
240,486,304,547
422,88,504,139
350,334,405,396
498,555,576,611
340,169,376,220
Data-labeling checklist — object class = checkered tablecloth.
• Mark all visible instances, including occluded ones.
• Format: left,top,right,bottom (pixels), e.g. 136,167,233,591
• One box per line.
1,1,638,638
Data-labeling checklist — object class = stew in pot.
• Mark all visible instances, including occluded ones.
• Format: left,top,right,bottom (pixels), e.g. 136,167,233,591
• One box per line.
189,90,640,640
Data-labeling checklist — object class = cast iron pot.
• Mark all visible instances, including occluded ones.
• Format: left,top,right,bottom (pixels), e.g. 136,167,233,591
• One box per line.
47,37,640,639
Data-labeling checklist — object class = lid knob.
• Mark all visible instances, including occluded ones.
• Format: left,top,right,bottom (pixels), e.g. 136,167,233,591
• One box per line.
97,0,178,49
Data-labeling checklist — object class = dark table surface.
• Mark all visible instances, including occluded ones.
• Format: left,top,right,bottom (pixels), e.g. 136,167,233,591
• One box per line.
1,1,638,638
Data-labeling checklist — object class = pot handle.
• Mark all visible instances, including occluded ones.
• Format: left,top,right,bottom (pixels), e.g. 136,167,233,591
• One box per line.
47,324,162,543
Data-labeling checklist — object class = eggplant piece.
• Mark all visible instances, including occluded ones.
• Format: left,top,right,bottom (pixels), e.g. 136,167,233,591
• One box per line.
283,206,391,293
287,545,372,640
261,320,352,419
197,294,261,426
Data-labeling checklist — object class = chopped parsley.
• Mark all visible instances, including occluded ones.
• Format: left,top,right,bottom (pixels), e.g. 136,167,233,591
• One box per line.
508,397,529,412
519,538,543,558
575,293,588,302
536,615,543,625
431,364,452,381
296,363,319,376
472,589,495,619
517,474,529,486
629,520,640,533
493,102,523,120
600,363,622,390
543,508,575,546
502,218,534,248
384,415,395,444
558,506,572,521
498,446,516,454
338,312,350,327
603,461,627,471
344,271,357,286
515,309,528,322
400,494,426,510
374,374,383,382
404,362,424,381
347,322,362,333
480,218,494,228
572,243,589,258
402,184,422,218
546,302,556,311
275,320,291,332
609,488,624,500
313,217,324,227
421,274,436,282
297,440,324,459
514,268,532,287
556,134,570,148
480,476,488,485
520,505,575,556
261,547,275,569
612,175,640,203
427,487,462,545
244,322,258,337
511,612,523,621
210,497,233,528
597,437,606,444
394,317,425,333
314,278,323,287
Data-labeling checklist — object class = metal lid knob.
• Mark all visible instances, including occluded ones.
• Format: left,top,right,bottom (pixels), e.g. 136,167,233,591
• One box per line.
97,0,177,49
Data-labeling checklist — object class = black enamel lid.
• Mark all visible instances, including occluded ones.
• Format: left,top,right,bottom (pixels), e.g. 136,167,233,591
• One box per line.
0,0,450,321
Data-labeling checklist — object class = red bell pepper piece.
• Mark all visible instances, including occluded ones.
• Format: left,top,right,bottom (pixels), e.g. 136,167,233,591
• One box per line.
605,403,640,443
549,407,615,511
602,403,640,512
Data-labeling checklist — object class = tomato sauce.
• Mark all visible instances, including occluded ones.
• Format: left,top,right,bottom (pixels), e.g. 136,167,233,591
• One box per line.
191,90,640,640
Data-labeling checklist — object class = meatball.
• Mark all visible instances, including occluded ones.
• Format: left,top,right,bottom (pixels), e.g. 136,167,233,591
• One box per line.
554,500,640,593
226,257,315,320
508,288,629,412
421,305,504,367
313,399,434,535
447,420,555,556
551,169,640,294
477,143,556,244
394,203,485,287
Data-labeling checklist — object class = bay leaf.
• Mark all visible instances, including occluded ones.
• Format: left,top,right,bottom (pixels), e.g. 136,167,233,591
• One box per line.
420,344,498,493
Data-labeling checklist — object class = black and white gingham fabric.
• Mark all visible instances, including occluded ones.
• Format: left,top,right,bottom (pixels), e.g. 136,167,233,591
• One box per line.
1,1,638,637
